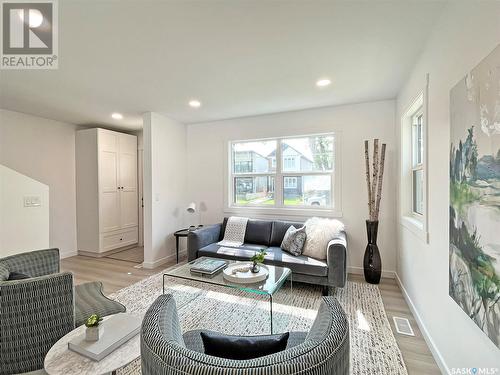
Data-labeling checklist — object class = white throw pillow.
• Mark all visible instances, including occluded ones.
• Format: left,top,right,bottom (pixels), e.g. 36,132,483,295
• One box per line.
301,217,345,260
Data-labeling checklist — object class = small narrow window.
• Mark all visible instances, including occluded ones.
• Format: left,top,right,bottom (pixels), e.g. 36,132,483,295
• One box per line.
400,85,428,242
411,109,424,215
284,177,297,189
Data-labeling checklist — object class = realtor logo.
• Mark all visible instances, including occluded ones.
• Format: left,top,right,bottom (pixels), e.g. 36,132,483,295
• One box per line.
1,0,58,69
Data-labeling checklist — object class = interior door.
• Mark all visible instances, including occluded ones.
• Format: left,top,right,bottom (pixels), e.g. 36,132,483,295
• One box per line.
99,131,120,232
118,134,138,229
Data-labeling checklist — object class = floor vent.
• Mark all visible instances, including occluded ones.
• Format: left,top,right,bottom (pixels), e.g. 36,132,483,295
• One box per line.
392,317,414,336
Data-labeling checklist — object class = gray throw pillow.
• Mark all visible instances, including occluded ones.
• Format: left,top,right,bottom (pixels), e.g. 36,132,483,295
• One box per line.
281,226,307,256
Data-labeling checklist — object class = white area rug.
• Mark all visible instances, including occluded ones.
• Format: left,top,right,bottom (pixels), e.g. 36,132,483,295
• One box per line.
110,270,407,375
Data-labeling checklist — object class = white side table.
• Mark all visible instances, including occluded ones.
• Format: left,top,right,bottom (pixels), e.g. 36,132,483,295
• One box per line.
44,314,140,375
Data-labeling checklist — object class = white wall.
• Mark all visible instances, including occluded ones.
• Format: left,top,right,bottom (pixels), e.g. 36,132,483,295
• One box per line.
0,165,49,256
135,130,144,246
396,2,500,372
187,100,397,275
0,110,77,258
143,112,187,268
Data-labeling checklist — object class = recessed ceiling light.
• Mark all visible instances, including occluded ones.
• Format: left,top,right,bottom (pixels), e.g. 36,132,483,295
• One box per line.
111,112,123,120
316,78,331,87
189,100,201,108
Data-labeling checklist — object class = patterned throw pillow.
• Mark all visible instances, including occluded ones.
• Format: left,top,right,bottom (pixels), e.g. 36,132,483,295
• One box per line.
281,226,307,256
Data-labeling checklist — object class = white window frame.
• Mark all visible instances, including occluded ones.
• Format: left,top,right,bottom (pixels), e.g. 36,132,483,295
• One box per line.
399,75,429,242
283,156,296,171
284,176,297,189
271,157,276,168
411,109,424,216
224,132,342,218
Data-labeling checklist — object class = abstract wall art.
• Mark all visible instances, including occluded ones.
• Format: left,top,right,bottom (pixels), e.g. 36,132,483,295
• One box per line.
449,44,500,348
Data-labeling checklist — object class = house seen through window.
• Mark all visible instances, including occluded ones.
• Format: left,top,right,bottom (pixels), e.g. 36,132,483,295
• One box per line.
230,134,335,209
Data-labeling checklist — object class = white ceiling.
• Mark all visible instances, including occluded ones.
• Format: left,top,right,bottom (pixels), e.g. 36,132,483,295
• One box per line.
0,0,446,130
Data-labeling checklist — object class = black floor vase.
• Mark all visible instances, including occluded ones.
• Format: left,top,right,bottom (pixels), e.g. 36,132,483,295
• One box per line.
363,220,381,284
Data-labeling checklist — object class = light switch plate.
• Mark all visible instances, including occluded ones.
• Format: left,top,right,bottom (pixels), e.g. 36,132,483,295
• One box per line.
31,196,41,206
24,196,41,207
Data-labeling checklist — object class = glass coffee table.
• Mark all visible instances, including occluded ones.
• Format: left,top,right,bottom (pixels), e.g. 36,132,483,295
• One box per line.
163,256,292,333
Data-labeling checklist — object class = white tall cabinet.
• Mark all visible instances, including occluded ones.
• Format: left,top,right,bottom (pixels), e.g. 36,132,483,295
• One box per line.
76,128,138,256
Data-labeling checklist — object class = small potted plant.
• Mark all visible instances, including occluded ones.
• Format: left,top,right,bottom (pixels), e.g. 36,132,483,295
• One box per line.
85,314,103,342
250,249,267,273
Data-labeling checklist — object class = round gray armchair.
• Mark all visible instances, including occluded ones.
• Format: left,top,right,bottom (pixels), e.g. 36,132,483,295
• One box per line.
141,294,350,375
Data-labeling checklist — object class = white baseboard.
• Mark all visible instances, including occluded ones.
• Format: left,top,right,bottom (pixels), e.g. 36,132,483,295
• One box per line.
395,273,449,375
142,250,187,269
60,250,77,259
348,266,396,279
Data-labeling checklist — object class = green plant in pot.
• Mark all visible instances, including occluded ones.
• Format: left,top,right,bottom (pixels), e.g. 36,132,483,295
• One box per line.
85,314,103,342
250,249,267,273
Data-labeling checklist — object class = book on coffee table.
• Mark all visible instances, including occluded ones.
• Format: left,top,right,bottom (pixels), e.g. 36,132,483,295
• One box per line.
68,313,140,361
190,258,227,275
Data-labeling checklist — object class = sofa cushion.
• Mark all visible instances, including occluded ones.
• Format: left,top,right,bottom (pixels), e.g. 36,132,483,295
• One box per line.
270,221,302,246
198,244,327,277
266,247,328,277
219,218,273,246
198,244,268,262
244,219,273,246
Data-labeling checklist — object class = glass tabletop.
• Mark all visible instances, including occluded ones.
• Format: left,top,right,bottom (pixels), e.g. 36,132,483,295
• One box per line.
164,256,292,296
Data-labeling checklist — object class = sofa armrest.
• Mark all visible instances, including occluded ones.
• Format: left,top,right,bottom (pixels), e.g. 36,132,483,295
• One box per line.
74,281,126,327
0,272,74,374
0,248,60,277
326,231,347,288
187,224,222,261
142,294,185,348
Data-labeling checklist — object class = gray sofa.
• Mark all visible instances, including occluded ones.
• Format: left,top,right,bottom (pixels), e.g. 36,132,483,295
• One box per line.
187,218,347,293
141,294,350,375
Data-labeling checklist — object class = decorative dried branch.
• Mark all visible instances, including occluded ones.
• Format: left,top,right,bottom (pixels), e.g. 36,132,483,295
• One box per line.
364,140,372,218
375,143,386,219
370,139,379,220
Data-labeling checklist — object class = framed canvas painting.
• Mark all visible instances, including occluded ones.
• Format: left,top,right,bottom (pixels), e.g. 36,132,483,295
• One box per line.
449,44,500,348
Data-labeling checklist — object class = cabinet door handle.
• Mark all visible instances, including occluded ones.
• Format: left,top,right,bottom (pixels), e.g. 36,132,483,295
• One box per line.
120,238,123,241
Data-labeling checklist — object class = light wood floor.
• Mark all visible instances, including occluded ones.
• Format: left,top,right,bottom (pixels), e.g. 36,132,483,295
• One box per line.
105,246,144,263
61,255,441,375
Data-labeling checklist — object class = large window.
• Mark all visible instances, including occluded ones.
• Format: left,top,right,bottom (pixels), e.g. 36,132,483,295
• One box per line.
229,134,336,210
